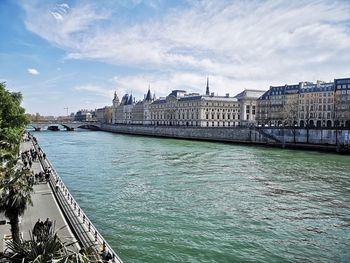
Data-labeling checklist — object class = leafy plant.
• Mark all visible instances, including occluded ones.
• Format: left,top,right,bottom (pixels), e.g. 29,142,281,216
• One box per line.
5,226,95,263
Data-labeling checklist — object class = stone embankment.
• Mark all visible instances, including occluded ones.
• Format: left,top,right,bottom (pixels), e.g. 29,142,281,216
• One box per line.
101,124,350,153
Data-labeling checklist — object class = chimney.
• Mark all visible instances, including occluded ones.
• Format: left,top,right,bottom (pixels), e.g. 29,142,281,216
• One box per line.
210,92,214,97
225,93,229,98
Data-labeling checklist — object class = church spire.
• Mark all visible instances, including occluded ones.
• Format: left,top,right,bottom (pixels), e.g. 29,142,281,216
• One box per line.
206,76,210,95
145,84,152,101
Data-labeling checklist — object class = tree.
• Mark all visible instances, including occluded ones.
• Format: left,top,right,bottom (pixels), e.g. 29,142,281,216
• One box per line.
103,107,113,124
282,95,299,143
0,82,32,244
0,82,30,161
0,162,33,244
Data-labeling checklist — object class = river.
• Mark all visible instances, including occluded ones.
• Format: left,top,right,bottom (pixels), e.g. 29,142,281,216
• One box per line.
32,129,350,263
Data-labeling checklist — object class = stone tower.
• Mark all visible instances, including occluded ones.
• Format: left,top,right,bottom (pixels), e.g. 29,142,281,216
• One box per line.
112,91,119,124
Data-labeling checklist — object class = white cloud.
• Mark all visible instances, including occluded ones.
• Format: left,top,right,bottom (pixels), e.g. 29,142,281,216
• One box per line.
74,84,114,98
22,0,350,93
27,68,39,75
111,72,266,102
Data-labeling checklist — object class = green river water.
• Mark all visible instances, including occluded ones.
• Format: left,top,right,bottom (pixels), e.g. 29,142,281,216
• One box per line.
33,129,350,263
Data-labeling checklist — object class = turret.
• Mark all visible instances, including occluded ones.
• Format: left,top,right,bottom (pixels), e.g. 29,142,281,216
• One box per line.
113,91,119,106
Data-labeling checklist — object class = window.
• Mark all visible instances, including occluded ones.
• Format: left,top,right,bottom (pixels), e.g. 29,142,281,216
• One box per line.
252,106,256,115
246,105,250,114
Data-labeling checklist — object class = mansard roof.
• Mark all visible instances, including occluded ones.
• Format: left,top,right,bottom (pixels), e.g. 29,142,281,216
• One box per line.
168,90,187,98
178,95,203,101
152,99,167,105
335,77,350,90
234,89,266,100
258,81,336,100
299,82,334,93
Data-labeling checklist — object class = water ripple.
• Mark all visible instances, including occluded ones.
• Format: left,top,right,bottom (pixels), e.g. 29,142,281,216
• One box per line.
34,130,350,263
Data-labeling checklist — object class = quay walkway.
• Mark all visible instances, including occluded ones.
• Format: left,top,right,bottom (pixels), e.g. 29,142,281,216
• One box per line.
0,139,78,252
1,136,123,263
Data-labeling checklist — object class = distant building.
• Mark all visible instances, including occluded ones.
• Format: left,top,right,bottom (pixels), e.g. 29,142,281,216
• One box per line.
334,78,350,127
256,77,350,128
113,93,135,124
74,110,93,122
111,79,265,127
95,106,113,123
131,88,153,125
234,89,265,126
149,88,241,127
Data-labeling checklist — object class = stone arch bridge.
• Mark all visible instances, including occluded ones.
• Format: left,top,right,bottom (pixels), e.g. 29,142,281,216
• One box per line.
30,121,101,131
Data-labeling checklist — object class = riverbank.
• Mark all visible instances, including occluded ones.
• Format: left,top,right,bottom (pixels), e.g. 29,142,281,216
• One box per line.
30,133,124,263
100,124,350,154
0,137,78,253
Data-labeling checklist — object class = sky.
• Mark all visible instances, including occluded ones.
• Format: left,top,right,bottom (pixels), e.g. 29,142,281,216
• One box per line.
1,0,350,116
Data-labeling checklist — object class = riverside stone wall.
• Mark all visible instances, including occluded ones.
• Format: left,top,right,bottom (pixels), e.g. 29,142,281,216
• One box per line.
101,124,271,144
101,124,350,152
263,128,350,145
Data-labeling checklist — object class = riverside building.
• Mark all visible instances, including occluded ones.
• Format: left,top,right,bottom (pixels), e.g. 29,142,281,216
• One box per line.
256,77,350,128
111,79,265,127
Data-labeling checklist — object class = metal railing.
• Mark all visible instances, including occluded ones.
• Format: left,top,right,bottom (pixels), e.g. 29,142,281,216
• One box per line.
31,137,123,263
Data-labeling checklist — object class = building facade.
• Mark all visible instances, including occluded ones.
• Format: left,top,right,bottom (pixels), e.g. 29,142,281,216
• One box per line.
334,78,350,127
74,110,94,122
149,90,241,127
111,80,264,127
234,89,266,126
95,106,113,123
256,78,350,128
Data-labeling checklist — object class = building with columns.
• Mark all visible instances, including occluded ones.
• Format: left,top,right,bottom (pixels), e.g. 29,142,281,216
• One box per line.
149,89,241,127
112,79,266,127
234,89,266,126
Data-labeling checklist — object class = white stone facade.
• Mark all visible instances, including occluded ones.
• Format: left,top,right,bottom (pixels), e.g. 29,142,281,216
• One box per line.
112,84,265,127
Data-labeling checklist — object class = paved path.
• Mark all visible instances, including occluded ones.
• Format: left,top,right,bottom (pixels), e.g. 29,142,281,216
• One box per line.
0,140,78,253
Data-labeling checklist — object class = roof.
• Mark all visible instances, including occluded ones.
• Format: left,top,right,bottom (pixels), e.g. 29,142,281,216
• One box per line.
151,99,167,105
178,95,202,101
145,88,152,101
121,94,129,105
168,90,187,98
234,89,266,100
258,81,335,100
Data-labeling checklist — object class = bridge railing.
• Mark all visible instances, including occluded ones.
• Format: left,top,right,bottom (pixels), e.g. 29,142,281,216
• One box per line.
31,137,123,263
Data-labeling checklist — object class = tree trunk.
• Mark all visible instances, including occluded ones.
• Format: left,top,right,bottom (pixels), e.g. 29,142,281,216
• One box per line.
9,214,20,244
293,128,296,144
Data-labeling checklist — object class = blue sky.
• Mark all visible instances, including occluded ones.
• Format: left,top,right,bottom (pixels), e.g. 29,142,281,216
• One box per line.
1,0,350,116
